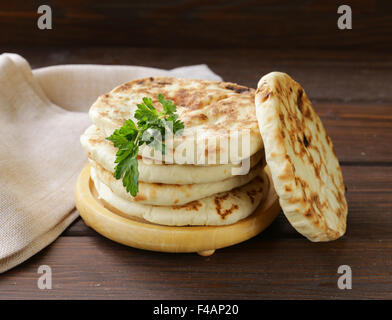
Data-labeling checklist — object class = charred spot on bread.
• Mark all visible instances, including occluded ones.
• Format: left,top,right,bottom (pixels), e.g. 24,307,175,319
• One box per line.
225,84,250,94
172,200,202,211
303,134,309,147
297,88,303,112
213,193,240,219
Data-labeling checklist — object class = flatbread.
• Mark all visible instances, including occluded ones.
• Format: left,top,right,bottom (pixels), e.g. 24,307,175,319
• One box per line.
255,72,347,241
90,159,262,206
89,77,263,164
81,124,264,184
90,166,270,226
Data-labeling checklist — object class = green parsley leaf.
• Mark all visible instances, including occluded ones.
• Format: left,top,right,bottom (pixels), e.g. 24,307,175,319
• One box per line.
106,94,184,196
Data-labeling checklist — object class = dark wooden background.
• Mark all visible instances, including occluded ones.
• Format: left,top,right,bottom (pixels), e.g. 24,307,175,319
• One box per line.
0,1,391,300
0,0,391,51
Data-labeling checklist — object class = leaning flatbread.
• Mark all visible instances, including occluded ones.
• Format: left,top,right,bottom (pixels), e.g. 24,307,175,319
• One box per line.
89,77,263,164
90,160,262,206
91,167,269,226
255,72,347,241
81,124,264,184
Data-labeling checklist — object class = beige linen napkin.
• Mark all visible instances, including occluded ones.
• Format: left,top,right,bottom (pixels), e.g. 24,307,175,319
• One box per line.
0,53,221,273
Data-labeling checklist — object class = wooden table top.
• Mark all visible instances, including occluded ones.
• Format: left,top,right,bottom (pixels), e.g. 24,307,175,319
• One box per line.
0,47,391,299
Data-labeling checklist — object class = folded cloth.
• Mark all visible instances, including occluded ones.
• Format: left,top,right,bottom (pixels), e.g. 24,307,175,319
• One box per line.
0,53,222,273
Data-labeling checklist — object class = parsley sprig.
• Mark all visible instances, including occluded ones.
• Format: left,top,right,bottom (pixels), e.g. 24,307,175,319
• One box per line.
106,94,184,196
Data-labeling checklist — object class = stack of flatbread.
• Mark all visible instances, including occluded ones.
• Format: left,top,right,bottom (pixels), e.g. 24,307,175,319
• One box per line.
81,77,269,226
80,73,348,242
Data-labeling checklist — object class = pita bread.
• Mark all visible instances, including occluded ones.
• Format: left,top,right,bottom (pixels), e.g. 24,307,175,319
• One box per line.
89,77,263,164
81,124,264,184
255,72,347,241
90,166,270,226
90,159,262,206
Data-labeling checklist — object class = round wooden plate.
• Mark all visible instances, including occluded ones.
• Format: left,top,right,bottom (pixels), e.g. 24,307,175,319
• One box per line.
74,164,280,256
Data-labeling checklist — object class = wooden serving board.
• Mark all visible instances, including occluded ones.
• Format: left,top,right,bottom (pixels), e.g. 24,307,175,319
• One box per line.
74,164,281,256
